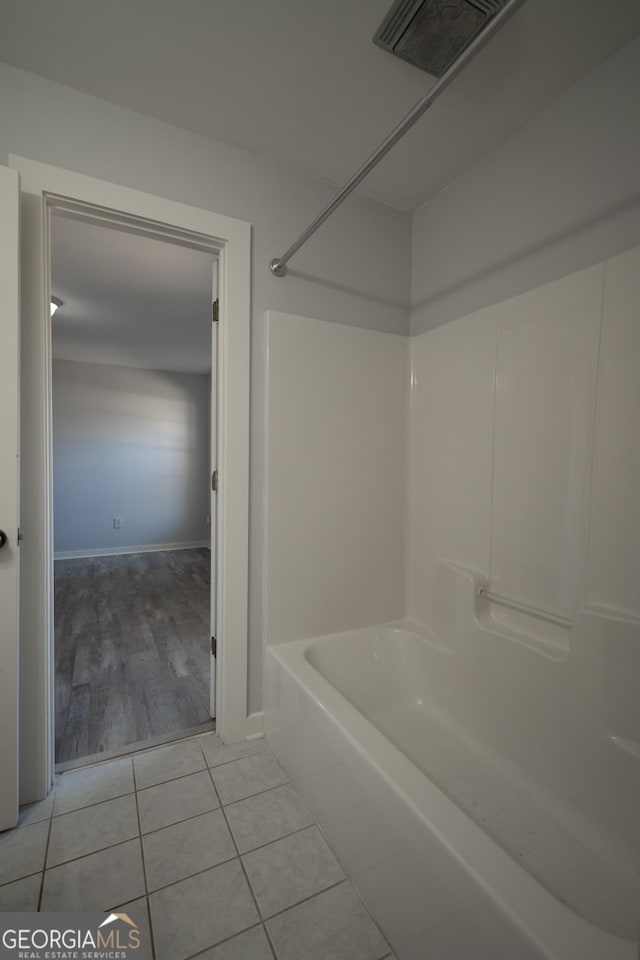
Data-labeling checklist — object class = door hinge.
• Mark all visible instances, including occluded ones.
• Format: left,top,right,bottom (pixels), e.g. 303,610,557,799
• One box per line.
212,299,219,324
211,636,217,657
17,527,24,544
211,469,218,492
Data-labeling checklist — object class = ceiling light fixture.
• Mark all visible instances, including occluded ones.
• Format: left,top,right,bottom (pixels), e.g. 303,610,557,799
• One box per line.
50,296,63,317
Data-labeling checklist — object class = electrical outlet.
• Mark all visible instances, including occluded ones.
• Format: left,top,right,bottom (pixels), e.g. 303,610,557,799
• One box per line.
113,517,123,529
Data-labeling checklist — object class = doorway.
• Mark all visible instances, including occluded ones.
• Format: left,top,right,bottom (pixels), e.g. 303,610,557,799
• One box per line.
50,214,217,766
10,155,251,807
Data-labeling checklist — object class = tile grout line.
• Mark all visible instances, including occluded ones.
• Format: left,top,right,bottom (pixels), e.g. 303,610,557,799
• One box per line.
52,785,139,820
202,745,266,769
129,760,213,794
36,788,57,910
138,799,222,838
261,878,348,924
201,743,278,960
213,778,290,807
235,821,314,858
131,756,157,960
0,868,42,890
36,829,141,872
220,776,295,810
261,922,279,960
52,786,135,818
123,854,240,900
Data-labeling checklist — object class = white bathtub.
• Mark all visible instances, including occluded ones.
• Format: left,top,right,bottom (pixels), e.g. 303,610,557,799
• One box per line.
264,583,639,958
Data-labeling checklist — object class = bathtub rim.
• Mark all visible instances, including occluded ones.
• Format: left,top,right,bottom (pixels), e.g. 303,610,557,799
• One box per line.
266,621,635,960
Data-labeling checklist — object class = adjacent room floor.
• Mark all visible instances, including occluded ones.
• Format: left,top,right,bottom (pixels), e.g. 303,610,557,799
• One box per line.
54,549,212,764
0,733,394,960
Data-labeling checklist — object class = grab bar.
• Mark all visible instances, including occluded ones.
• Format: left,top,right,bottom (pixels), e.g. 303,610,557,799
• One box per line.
478,588,572,629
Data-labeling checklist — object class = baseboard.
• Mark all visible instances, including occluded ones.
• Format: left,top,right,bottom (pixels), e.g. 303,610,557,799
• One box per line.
54,540,210,560
246,711,264,740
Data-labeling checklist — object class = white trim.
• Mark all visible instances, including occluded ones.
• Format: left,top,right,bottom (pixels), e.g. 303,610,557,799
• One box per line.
245,712,265,740
0,166,20,830
54,541,210,560
209,263,219,719
11,155,251,801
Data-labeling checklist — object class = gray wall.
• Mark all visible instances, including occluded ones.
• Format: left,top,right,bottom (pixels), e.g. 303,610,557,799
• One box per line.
52,360,210,555
0,62,411,714
411,34,640,335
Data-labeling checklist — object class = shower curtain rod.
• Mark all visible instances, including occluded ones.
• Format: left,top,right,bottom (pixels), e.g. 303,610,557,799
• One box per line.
270,0,525,277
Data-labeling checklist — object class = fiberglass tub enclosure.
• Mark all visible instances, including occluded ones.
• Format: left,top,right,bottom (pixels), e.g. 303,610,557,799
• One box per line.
264,562,639,960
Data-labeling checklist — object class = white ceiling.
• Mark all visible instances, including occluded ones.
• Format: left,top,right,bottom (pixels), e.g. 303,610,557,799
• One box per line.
51,215,215,374
2,0,640,211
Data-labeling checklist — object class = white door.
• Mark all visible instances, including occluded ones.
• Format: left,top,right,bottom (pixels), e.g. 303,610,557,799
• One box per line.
209,263,219,717
0,165,20,830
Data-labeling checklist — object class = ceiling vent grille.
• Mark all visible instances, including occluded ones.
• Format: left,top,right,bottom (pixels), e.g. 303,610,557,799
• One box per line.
373,0,510,77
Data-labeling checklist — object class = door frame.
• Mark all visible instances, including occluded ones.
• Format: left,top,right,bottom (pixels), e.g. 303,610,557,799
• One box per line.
0,166,20,828
11,155,251,802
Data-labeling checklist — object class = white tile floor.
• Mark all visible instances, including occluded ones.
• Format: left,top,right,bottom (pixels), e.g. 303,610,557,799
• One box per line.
0,732,395,960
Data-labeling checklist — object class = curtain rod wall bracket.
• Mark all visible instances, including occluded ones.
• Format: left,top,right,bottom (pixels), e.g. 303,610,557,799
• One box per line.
270,258,287,277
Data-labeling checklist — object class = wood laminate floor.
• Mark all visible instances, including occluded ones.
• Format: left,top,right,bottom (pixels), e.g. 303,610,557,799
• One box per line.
54,549,212,764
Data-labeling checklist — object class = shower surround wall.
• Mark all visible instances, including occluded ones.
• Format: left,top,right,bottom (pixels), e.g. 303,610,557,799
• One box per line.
408,243,640,643
406,241,640,890
263,244,640,955
265,247,640,660
264,311,407,647
407,265,602,629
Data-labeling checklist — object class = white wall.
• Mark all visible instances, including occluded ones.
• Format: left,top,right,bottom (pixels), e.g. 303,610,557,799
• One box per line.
411,34,640,335
407,303,495,625
52,360,210,555
265,312,407,646
407,245,640,635
0,62,411,712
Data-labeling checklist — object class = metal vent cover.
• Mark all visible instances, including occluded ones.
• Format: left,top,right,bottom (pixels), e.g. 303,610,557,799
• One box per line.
373,0,510,77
